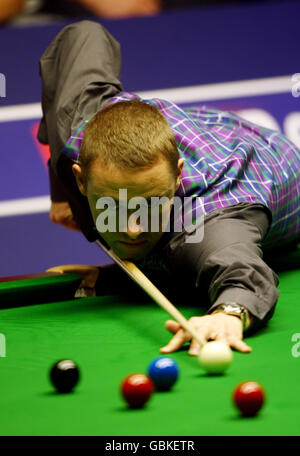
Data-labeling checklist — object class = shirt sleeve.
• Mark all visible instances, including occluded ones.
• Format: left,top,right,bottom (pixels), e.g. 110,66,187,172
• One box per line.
48,159,70,202
37,20,122,173
203,239,279,334
164,203,279,334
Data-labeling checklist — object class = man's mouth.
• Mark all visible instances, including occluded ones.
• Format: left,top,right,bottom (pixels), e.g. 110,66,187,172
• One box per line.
119,241,147,248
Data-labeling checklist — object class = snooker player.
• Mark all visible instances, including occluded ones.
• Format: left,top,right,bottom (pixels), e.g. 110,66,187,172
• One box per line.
38,21,300,356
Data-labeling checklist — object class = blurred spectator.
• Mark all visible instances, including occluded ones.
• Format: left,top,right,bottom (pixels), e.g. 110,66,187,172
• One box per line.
0,0,24,22
0,0,291,24
0,0,162,23
65,0,161,18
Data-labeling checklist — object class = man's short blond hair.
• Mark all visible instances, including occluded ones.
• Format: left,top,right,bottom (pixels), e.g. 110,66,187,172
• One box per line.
79,100,179,183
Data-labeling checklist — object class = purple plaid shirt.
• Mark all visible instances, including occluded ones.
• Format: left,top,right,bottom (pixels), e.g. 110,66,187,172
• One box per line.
63,91,300,249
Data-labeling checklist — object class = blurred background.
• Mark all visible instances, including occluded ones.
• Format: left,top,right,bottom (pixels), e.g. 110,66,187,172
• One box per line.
0,0,299,276
0,0,292,24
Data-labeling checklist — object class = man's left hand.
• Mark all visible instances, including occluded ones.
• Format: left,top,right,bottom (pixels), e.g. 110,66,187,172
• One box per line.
46,264,99,297
160,313,252,355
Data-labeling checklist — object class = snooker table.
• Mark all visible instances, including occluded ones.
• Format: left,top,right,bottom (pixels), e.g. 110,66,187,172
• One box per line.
0,248,300,437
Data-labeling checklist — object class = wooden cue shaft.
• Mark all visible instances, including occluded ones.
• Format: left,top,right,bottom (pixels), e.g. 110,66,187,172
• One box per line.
96,239,206,348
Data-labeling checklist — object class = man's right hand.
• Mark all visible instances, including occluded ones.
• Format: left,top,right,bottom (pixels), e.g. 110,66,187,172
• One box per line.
50,201,81,231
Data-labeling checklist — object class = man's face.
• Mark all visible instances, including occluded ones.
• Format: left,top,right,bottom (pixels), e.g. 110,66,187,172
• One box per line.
74,158,183,260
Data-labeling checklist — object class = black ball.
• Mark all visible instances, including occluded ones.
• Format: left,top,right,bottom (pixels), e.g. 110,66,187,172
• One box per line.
50,360,80,393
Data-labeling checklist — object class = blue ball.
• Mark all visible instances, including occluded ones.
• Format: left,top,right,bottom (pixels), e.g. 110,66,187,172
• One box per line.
147,357,179,391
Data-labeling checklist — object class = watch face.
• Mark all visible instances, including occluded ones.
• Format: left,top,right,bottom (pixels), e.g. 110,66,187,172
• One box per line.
217,303,248,331
228,305,240,312
223,303,243,313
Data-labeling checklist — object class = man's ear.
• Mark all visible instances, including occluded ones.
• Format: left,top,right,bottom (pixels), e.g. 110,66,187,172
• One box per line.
175,158,184,190
72,164,86,195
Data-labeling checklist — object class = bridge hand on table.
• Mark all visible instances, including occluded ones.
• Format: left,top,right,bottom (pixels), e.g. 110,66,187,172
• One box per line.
160,313,252,356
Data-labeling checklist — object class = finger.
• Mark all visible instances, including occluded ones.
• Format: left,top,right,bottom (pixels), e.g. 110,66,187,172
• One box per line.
47,264,94,273
66,224,81,232
227,337,252,353
214,332,252,353
160,328,190,354
66,217,81,231
188,327,212,356
207,331,218,341
188,338,201,356
164,320,181,334
46,266,65,274
214,332,228,344
46,265,77,274
50,211,80,231
62,218,81,232
75,287,96,297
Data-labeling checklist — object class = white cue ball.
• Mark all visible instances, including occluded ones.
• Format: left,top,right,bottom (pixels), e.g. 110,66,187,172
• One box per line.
198,341,233,374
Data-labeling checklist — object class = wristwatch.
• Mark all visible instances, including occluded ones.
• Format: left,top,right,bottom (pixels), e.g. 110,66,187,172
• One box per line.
210,302,251,332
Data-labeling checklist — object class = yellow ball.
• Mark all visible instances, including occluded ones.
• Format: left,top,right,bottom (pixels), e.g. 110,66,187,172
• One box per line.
198,341,233,374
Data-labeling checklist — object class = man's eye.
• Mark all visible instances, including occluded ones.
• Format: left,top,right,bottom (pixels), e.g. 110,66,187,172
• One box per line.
96,198,172,212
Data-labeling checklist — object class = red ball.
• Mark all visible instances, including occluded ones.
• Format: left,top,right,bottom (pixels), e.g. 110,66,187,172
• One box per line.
121,373,154,408
233,381,265,417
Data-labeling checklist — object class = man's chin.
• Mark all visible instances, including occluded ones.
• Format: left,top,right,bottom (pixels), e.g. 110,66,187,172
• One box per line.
115,242,153,261
118,249,147,261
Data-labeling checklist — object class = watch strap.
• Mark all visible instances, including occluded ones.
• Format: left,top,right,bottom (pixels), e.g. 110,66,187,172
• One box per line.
210,302,250,332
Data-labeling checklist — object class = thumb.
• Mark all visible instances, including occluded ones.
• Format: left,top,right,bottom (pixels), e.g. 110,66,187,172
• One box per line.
46,266,65,274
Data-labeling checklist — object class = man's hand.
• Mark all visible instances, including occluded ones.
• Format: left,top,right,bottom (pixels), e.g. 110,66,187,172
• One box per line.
160,313,252,356
46,264,100,296
50,201,81,232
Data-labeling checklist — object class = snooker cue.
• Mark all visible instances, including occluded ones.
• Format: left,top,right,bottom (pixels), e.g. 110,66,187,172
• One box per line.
95,239,206,348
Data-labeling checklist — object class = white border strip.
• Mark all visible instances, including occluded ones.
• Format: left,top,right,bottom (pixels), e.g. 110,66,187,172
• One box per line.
0,103,42,122
0,196,50,217
0,75,293,123
138,75,293,104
